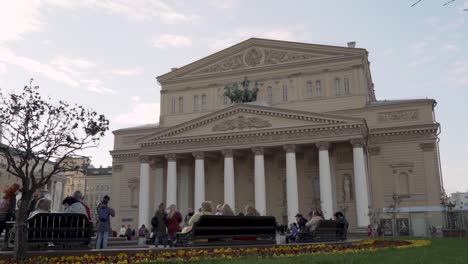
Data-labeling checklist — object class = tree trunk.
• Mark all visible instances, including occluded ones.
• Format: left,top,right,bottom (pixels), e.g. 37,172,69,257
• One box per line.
13,190,33,262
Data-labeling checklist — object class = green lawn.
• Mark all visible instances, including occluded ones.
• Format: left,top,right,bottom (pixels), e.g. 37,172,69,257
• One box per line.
149,238,468,264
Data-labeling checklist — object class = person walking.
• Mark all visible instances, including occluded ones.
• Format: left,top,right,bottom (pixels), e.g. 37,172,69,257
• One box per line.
151,203,168,248
95,199,115,249
165,204,182,246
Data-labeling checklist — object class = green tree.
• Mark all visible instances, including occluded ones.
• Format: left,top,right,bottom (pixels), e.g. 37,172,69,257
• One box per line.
0,80,109,261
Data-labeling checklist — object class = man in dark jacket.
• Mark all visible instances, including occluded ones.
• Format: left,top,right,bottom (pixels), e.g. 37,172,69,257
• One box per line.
295,213,308,231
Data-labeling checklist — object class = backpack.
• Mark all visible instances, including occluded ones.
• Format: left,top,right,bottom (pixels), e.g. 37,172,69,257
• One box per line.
151,216,159,228
98,207,109,222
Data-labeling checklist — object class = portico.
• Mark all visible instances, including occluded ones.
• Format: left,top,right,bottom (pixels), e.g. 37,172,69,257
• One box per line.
136,104,371,228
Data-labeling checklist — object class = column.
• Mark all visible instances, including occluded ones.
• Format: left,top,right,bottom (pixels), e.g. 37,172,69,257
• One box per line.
138,156,151,228
352,139,370,227
283,144,299,225
165,154,177,207
252,147,266,216
222,149,235,208
153,161,164,212
179,161,190,214
192,152,205,210
317,142,334,220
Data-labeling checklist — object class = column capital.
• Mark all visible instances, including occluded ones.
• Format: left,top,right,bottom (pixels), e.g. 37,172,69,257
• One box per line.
252,147,264,155
350,138,365,148
192,151,205,160
165,153,177,161
316,141,330,151
283,144,296,153
139,155,150,163
222,149,233,158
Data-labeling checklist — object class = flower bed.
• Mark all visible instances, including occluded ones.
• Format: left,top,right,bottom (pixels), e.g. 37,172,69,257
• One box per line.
0,240,431,264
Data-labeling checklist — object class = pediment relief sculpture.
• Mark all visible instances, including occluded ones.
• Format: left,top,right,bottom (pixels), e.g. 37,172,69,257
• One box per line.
212,115,272,132
190,47,323,75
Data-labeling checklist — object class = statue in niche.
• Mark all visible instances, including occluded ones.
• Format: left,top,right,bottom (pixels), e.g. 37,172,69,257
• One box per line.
343,175,352,202
224,77,259,103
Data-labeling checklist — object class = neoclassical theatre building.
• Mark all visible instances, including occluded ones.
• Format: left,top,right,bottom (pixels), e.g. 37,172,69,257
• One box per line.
110,38,443,235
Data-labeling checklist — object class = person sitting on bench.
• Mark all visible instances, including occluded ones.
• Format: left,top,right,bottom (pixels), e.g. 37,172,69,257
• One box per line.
181,201,212,233
305,210,324,232
29,198,51,218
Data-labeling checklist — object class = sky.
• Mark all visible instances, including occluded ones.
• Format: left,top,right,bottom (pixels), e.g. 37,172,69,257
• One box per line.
0,0,467,194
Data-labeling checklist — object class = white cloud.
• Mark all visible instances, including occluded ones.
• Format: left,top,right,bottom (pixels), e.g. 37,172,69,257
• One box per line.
447,60,468,87
82,79,116,94
0,0,198,45
44,0,198,24
51,56,96,75
0,1,43,43
442,43,459,52
409,41,428,55
0,63,7,75
114,97,160,125
208,0,234,9
0,46,79,87
110,67,143,76
153,34,192,48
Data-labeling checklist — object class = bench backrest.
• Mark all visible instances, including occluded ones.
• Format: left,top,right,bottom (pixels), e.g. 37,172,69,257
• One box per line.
192,215,277,239
316,220,339,230
27,213,92,243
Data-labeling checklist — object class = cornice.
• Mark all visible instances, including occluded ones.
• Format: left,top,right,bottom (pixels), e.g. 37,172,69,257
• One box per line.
369,124,438,144
160,55,363,86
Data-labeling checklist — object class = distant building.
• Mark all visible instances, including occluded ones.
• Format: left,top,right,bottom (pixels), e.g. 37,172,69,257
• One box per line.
63,157,90,197
449,191,468,211
0,151,66,211
84,166,113,219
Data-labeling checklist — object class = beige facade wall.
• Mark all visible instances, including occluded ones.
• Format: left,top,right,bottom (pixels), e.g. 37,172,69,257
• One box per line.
110,39,444,235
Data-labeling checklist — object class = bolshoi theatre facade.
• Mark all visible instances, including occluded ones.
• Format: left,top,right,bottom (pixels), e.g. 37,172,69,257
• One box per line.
110,38,444,235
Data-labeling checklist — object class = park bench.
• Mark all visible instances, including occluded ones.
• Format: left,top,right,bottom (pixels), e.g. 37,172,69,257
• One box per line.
3,213,93,250
295,220,347,243
174,215,277,247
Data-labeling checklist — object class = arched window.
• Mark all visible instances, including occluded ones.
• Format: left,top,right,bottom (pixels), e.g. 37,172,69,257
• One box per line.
201,94,207,111
171,96,176,113
306,81,313,97
315,80,322,97
267,86,273,104
193,95,199,112
398,172,409,195
178,97,184,113
282,84,288,101
344,78,350,95
334,78,341,96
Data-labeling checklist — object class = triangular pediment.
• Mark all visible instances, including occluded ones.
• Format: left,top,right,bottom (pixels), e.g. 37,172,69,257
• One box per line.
158,38,366,82
139,104,365,143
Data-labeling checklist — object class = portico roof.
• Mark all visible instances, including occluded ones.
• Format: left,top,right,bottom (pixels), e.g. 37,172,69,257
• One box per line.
137,103,368,155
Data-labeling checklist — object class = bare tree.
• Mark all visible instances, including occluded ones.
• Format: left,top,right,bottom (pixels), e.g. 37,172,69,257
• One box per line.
0,80,109,261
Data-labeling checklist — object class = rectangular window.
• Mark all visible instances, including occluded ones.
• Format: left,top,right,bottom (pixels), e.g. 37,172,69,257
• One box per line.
334,78,341,96
201,94,207,111
344,78,350,95
315,80,322,97
306,81,313,97
171,97,176,113
267,86,273,104
282,84,288,101
193,95,199,112
178,97,184,113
